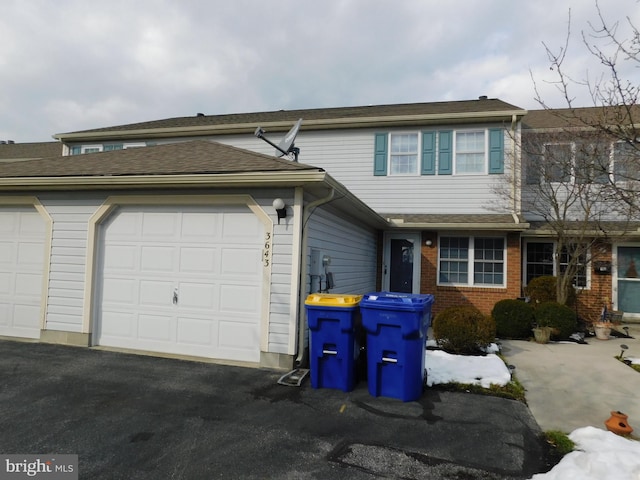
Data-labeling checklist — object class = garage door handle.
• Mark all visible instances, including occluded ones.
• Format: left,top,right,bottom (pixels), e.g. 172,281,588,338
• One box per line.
173,289,178,305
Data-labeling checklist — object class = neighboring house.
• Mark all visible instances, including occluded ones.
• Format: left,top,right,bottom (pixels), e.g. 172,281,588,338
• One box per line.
1,98,638,367
520,107,640,322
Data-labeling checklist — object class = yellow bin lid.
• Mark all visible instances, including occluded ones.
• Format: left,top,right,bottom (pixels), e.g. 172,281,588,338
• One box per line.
305,293,363,307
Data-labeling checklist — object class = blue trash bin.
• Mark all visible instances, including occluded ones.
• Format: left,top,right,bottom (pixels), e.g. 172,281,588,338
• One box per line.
360,292,434,402
305,293,363,392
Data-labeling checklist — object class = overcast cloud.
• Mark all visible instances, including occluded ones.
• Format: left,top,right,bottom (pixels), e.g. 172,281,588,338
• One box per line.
1,0,639,142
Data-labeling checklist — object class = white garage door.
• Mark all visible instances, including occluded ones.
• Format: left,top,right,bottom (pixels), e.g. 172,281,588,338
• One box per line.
97,204,265,362
0,206,47,339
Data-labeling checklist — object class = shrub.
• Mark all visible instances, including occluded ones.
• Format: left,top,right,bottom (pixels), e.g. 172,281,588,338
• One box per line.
432,306,496,354
525,276,557,305
492,299,535,339
525,276,576,306
535,302,577,340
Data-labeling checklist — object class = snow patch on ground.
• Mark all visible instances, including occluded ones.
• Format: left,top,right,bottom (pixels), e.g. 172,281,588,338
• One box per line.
530,426,640,479
425,350,511,388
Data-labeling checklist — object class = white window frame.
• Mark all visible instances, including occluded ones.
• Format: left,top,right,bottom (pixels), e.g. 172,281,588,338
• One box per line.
453,130,488,175
543,142,614,185
437,235,507,288
523,240,591,289
388,132,420,176
612,140,640,183
81,145,103,154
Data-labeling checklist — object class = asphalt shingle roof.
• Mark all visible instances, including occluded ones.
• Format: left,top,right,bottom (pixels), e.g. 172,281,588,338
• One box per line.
59,98,524,135
0,142,63,161
0,140,319,178
522,105,640,130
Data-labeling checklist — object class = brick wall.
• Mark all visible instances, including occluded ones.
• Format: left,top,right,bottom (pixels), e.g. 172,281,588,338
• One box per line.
575,240,612,323
420,232,522,316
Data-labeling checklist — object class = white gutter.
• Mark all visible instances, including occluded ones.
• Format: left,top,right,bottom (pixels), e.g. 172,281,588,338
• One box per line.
0,171,329,190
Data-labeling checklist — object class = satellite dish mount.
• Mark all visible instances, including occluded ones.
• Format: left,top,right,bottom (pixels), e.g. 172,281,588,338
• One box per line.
254,118,303,162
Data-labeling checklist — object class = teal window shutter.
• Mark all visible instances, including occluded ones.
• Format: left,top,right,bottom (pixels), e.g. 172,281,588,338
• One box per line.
489,128,504,174
421,132,436,175
374,133,388,176
438,130,453,175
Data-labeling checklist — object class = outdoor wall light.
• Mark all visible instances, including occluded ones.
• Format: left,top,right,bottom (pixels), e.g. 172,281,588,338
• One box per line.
273,198,287,224
425,239,433,247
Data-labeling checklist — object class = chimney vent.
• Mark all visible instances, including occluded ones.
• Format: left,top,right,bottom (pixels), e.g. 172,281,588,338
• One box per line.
478,95,488,100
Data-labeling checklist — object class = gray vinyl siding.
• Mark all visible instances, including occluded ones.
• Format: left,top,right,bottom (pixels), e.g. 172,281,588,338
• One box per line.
40,195,106,332
305,205,378,296
152,126,515,216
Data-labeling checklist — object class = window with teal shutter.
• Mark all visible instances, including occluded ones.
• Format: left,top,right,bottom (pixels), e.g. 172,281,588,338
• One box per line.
70,146,81,155
421,131,436,175
374,133,388,176
438,130,452,174
489,128,504,174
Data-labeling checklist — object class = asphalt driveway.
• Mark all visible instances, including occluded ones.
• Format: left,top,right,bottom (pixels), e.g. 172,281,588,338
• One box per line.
0,340,555,479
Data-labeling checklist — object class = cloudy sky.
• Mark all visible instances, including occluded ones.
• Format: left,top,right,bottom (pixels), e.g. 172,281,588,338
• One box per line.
1,0,639,142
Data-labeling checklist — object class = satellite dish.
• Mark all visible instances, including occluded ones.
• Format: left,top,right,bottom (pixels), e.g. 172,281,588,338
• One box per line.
254,118,303,161
276,118,302,158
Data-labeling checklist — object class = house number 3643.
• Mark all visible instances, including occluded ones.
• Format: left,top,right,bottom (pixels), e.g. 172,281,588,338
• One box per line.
263,232,272,267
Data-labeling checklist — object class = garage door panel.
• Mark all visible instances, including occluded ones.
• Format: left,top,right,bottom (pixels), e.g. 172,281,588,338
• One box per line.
221,248,262,276
12,304,40,327
98,205,264,362
105,211,138,238
0,273,10,294
102,278,137,303
19,213,47,235
104,245,137,270
142,212,178,238
179,283,216,309
221,214,262,241
138,314,174,342
179,247,216,273
139,280,173,306
0,304,9,325
177,317,215,346
141,246,176,272
219,284,260,314
101,311,135,338
15,273,42,296
17,242,45,266
219,321,260,361
0,242,15,263
181,212,218,239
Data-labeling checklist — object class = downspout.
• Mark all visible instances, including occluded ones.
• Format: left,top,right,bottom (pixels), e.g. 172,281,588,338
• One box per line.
295,187,336,367
511,114,519,219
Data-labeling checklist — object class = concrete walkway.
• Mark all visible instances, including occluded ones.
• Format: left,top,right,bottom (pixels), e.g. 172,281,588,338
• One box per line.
501,323,640,434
